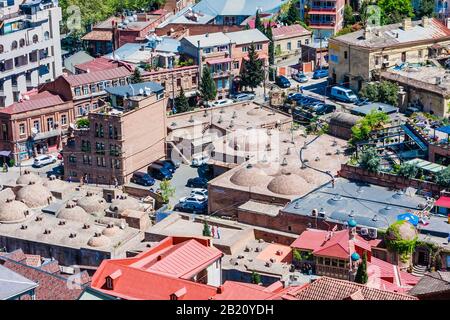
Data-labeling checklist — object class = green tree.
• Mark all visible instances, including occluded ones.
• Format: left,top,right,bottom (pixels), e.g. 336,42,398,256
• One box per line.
285,0,301,25
240,43,265,91
76,118,90,128
359,147,381,173
344,4,355,27
255,10,265,33
244,23,251,30
351,110,390,143
397,162,419,179
265,24,275,66
355,252,368,284
251,271,262,284
435,166,450,187
174,87,191,113
414,0,435,18
159,179,175,204
378,0,414,25
202,221,211,237
359,81,399,106
199,67,217,102
130,68,143,84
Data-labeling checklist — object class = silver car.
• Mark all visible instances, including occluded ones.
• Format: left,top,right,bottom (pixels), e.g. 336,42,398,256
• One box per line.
233,93,255,102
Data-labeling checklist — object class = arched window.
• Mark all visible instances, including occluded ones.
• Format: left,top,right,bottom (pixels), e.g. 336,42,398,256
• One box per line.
11,41,17,50
44,31,50,40
0,45,3,54
19,39,25,48
32,35,38,44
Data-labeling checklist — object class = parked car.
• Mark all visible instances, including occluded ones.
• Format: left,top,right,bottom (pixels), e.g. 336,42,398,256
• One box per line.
315,104,337,115
163,159,181,169
233,93,255,102
405,106,420,116
304,102,324,112
179,195,207,203
210,99,234,107
47,165,64,178
154,160,176,173
130,172,155,186
292,72,308,83
293,108,315,123
312,69,328,79
174,201,207,214
287,93,304,102
191,154,210,167
186,177,208,188
330,86,358,103
275,75,291,88
148,163,173,180
190,188,208,198
33,155,56,168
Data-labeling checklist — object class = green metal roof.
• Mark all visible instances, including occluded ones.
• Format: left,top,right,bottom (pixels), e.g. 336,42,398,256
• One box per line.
404,158,446,173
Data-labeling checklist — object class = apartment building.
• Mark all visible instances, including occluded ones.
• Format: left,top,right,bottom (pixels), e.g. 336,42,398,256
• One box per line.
0,0,63,108
180,29,269,98
272,24,313,63
299,0,345,39
40,66,133,118
328,17,450,92
63,82,167,185
0,91,74,162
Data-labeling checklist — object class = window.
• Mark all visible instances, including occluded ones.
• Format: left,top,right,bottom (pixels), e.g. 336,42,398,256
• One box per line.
1,124,7,140
242,46,248,52
111,158,120,169
418,49,423,58
85,104,90,112
94,123,99,137
44,31,50,40
256,44,262,51
95,142,105,154
33,120,40,132
233,61,239,69
324,258,331,265
114,127,118,139
375,56,380,66
192,76,197,85
287,42,291,51
19,123,26,135
338,260,345,268
331,259,338,267
98,82,104,91
74,87,81,96
297,40,302,48
203,48,211,54
119,78,126,86
47,117,54,131
11,41,18,50
305,39,309,45
317,257,324,265
176,78,181,88
83,86,89,95
69,154,76,163
19,39,25,48
91,84,97,93
78,106,85,116
61,114,67,125
99,124,104,138
344,51,348,59
32,35,39,44
0,45,3,54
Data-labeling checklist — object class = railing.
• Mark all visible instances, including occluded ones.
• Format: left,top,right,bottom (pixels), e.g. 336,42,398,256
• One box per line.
310,6,337,11
309,21,336,26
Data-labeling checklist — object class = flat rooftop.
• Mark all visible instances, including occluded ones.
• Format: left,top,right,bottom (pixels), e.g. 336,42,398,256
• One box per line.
283,178,450,238
209,132,349,200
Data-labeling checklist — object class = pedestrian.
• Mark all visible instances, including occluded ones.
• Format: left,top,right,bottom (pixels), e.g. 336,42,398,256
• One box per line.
2,163,7,173
300,86,304,94
113,177,118,189
331,177,335,188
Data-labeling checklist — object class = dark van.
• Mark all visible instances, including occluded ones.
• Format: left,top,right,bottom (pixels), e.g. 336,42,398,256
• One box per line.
148,163,173,180
154,160,176,173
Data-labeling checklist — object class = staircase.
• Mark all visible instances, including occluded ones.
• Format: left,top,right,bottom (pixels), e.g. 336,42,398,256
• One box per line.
412,265,427,277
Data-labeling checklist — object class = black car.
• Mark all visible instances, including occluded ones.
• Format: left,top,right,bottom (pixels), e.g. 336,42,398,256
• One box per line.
186,177,208,188
47,165,64,178
131,172,155,186
315,104,336,115
174,202,207,214
275,75,291,88
154,160,176,173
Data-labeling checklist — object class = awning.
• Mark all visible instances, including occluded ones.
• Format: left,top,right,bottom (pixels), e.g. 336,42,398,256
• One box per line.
206,57,233,65
404,158,446,174
434,196,450,208
397,213,419,226
0,151,11,157
243,53,268,61
436,125,450,135
33,129,61,141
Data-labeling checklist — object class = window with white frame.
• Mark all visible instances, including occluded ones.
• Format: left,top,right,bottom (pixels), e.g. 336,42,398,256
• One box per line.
61,114,67,125
19,123,26,135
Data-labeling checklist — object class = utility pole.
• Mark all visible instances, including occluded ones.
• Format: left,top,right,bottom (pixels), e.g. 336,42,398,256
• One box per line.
16,141,22,176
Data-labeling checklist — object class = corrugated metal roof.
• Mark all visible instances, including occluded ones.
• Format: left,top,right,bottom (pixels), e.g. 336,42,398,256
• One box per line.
63,66,132,87
0,92,66,115
272,24,312,40
226,29,269,45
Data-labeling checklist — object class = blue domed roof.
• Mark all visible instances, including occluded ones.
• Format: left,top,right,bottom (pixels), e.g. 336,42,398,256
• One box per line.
348,219,357,228
351,252,360,261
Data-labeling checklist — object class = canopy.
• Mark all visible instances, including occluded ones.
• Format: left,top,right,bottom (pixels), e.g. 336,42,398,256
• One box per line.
436,125,450,135
404,158,446,174
0,151,11,157
434,196,450,208
397,213,419,226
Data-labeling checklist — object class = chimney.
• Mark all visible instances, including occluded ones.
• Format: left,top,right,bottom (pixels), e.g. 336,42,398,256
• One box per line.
363,27,372,40
422,16,430,28
216,286,224,294
402,18,412,31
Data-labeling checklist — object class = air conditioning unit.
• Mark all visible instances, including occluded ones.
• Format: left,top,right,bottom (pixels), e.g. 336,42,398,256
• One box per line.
318,212,326,218
360,227,368,236
368,228,377,239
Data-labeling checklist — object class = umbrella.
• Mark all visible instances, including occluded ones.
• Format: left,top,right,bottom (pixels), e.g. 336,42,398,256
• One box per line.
397,213,419,226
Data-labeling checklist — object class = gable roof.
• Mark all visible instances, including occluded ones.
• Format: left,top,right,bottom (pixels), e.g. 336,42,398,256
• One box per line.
0,92,66,115
75,57,129,73
408,271,450,296
0,264,37,300
183,29,269,48
272,24,312,40
63,66,132,87
64,51,95,74
283,277,418,300
226,29,269,45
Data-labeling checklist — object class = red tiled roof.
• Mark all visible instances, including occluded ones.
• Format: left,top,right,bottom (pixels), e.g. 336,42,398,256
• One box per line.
75,57,131,73
39,260,61,274
283,277,418,300
3,249,27,262
0,92,66,115
0,258,86,300
81,30,113,41
272,24,312,39
214,281,284,300
63,66,132,87
25,255,41,268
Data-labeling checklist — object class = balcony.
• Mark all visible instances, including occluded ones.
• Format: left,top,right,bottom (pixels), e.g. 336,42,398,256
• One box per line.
309,6,336,13
309,20,336,28
212,70,232,78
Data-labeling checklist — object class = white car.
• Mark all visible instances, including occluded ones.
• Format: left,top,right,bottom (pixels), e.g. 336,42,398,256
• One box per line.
210,99,234,107
190,188,208,198
191,154,210,167
33,155,57,168
179,195,207,204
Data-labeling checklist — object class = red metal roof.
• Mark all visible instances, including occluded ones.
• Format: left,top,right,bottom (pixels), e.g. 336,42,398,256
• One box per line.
434,196,450,208
272,24,312,39
81,30,113,41
0,92,66,115
63,66,132,87
75,57,126,73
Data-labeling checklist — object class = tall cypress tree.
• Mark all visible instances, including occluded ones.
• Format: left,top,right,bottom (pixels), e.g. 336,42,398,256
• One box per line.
285,0,301,25
240,43,264,91
130,68,142,84
174,87,190,113
255,10,264,33
199,67,217,102
355,251,368,284
202,221,211,237
265,23,275,66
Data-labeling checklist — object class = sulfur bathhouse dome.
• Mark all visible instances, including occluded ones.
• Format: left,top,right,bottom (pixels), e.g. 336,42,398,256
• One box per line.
16,181,53,208
109,195,142,214
102,224,122,237
76,191,106,216
57,201,89,223
230,164,272,187
0,198,30,223
228,130,270,152
87,232,111,247
267,172,310,195
43,175,67,190
16,170,42,185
